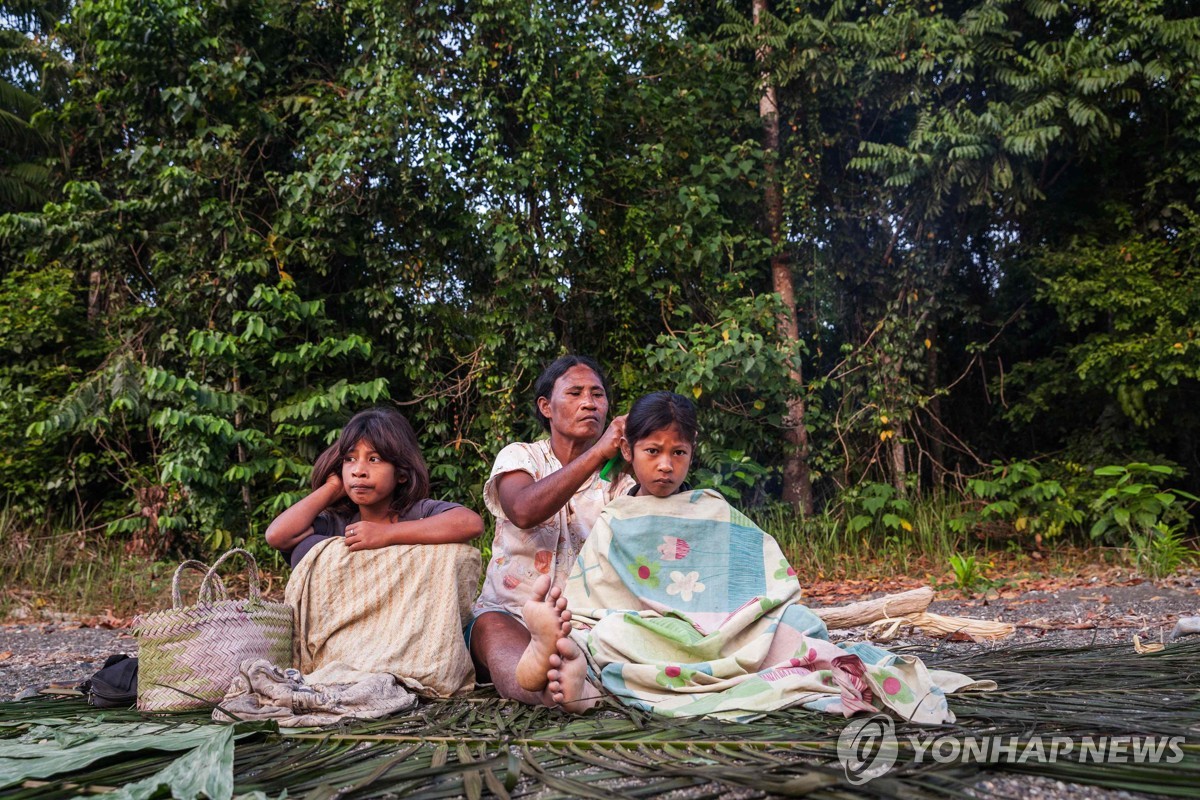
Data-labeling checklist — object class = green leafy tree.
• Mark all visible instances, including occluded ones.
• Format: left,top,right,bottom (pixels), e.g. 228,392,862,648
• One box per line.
5,0,1200,553
1009,213,1200,432
721,0,1200,498
3,0,469,552
0,0,68,211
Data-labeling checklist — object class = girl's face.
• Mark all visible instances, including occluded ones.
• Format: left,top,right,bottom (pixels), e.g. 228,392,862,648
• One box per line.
620,424,693,498
538,365,609,442
342,438,400,514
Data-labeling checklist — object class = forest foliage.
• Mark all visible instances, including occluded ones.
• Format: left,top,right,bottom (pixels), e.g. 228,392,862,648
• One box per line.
1,0,1198,560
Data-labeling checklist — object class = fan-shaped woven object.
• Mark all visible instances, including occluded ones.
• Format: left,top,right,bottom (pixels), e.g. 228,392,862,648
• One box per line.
135,549,293,712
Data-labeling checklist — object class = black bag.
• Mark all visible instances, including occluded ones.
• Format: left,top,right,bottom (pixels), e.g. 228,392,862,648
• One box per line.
79,654,138,708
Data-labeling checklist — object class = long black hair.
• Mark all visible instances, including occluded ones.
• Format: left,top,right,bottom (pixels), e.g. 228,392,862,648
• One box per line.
531,354,610,431
624,391,700,447
311,406,431,518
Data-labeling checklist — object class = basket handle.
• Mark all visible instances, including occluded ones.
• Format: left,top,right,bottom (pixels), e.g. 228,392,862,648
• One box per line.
200,548,262,602
171,560,228,608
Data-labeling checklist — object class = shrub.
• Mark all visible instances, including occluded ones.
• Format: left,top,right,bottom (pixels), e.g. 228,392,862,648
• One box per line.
952,461,1084,541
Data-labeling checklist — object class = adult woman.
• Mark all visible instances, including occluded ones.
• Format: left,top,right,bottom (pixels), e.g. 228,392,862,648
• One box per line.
470,355,633,705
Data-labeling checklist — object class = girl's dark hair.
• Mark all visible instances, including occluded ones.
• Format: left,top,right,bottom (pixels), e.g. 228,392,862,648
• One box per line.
625,391,700,447
311,407,431,518
532,354,610,431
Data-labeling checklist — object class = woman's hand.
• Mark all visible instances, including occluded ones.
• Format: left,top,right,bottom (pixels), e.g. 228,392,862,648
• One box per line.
344,520,389,551
596,414,627,459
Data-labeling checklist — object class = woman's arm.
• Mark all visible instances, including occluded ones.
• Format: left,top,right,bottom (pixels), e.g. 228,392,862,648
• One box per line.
343,506,484,551
264,474,345,551
496,416,625,529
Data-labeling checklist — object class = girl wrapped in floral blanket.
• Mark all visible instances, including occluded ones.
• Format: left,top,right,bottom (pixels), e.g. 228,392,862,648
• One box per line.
524,391,991,721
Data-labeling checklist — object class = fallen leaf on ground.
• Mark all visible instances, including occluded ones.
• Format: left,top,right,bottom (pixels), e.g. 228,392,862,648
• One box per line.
0,651,11,662
81,609,132,629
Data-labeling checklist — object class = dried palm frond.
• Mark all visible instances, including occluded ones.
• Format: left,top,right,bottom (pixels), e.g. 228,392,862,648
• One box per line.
1,640,1198,799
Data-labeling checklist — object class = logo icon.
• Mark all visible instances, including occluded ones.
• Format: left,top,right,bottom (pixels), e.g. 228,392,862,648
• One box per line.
837,714,898,785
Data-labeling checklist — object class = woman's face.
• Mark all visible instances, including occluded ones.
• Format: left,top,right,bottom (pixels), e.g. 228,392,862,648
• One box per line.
538,365,609,442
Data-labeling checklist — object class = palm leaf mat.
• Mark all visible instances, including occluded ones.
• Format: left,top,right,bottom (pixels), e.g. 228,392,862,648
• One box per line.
3,640,1199,798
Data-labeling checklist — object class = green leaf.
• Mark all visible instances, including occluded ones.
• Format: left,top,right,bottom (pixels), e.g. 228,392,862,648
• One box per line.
0,722,238,789
107,725,237,800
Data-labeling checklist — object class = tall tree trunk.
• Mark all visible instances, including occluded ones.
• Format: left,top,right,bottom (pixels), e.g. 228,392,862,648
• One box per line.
890,424,908,497
754,0,813,515
926,321,945,488
88,270,103,320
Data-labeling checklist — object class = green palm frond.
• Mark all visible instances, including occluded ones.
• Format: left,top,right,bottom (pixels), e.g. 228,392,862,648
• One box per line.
0,162,50,208
0,76,53,210
0,87,42,125
3,640,1200,799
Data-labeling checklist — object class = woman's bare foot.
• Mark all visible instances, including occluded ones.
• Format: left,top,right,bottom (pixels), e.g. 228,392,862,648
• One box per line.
516,574,571,692
546,635,601,712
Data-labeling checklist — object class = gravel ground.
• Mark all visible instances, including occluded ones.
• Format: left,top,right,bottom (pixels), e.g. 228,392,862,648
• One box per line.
899,574,1200,651
2,574,1197,798
0,623,132,699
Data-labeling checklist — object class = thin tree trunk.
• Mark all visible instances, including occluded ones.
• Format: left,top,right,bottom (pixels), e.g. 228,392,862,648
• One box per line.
926,320,945,487
890,423,907,497
88,270,103,320
754,0,813,514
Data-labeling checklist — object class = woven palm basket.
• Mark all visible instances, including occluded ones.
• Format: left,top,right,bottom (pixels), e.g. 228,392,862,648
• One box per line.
134,548,293,712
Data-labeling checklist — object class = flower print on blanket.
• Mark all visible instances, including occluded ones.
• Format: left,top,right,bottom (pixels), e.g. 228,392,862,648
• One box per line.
565,489,993,722
666,571,706,602
627,555,660,588
658,536,691,561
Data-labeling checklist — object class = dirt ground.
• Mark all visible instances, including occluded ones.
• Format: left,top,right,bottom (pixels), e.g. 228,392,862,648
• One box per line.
3,568,1198,698
804,567,1200,645
2,570,1197,798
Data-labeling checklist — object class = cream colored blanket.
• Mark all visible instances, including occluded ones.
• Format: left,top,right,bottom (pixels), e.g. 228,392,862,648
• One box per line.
285,539,480,697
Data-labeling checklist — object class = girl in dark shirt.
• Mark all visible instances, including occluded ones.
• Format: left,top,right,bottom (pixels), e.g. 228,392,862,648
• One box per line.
266,407,483,567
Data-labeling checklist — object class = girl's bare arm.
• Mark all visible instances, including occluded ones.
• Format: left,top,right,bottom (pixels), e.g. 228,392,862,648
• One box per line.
264,475,345,551
343,507,485,551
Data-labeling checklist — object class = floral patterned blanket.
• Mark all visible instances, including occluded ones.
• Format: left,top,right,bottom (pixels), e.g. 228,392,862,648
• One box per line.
563,489,991,721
